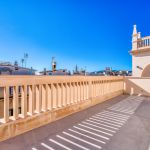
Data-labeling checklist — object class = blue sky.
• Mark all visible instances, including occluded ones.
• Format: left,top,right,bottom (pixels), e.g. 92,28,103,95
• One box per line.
0,0,150,72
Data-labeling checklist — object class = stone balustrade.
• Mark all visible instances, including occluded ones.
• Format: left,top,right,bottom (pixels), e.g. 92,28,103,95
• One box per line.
137,36,150,49
0,76,124,141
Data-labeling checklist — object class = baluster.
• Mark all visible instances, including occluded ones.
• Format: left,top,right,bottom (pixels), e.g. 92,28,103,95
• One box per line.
58,83,62,107
102,80,104,95
77,82,80,102
93,81,95,97
21,85,27,118
62,83,66,106
105,81,107,94
47,84,52,110
89,81,92,99
86,82,89,99
13,86,19,120
35,85,42,113
95,82,97,96
81,82,83,101
142,40,144,47
74,82,77,103
71,83,74,103
112,80,115,92
42,84,47,111
66,83,70,105
145,39,147,46
28,85,35,115
52,84,57,109
93,81,96,97
144,40,146,47
99,81,101,95
97,81,99,96
95,81,97,96
3,86,9,123
103,80,105,95
61,83,63,106
84,82,87,100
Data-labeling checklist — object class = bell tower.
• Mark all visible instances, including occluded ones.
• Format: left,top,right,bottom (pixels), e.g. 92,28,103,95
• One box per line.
130,25,150,77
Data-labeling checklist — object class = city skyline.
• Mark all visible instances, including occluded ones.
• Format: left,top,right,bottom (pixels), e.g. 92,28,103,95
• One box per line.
0,0,150,72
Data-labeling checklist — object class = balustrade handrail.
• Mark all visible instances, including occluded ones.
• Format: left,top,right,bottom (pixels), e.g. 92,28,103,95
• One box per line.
141,36,150,40
0,76,123,86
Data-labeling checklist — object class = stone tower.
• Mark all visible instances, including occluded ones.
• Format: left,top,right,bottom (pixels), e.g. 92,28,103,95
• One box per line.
130,25,150,77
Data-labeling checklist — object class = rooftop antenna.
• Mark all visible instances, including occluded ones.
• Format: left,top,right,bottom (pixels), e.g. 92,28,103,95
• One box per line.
21,58,25,67
24,53,29,68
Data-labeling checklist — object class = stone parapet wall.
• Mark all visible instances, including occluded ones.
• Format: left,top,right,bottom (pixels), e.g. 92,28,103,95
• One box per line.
0,76,124,141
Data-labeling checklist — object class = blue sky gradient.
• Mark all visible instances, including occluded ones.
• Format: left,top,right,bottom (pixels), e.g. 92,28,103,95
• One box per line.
0,0,150,72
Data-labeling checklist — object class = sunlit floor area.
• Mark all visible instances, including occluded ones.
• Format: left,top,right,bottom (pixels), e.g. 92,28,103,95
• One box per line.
0,95,150,150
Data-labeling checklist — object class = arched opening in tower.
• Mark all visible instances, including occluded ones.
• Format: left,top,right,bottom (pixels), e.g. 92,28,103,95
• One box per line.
141,64,150,77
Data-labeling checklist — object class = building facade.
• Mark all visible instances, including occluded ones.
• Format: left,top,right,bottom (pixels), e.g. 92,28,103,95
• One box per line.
131,25,150,77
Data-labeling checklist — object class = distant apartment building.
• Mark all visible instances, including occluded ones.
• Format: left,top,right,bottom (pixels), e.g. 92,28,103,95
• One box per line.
0,62,36,75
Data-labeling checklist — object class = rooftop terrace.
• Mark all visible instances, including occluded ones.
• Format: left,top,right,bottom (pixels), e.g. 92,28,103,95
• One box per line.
0,76,149,150
0,95,150,150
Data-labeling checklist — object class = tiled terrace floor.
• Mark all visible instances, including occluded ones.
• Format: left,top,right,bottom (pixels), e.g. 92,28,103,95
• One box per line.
0,95,150,150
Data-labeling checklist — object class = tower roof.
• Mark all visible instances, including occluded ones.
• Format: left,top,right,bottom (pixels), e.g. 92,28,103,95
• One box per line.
133,25,137,35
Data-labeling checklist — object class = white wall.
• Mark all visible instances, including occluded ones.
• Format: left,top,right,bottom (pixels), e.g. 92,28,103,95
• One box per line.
132,51,150,77
124,77,150,96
